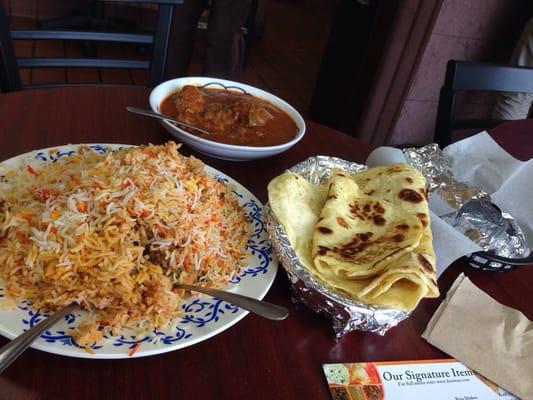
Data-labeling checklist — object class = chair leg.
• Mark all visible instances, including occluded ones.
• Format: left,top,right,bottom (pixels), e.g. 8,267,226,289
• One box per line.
434,61,457,147
0,2,21,92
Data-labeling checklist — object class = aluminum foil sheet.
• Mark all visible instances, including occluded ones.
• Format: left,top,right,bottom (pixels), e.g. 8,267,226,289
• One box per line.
403,145,530,258
264,156,408,338
440,200,529,258
403,144,490,209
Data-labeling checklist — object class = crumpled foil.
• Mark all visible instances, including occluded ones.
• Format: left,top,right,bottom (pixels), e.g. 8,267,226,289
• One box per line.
264,156,408,338
403,145,530,258
403,144,490,208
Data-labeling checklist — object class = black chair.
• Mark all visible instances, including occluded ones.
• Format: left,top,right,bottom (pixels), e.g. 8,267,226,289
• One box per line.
434,60,533,147
0,0,182,92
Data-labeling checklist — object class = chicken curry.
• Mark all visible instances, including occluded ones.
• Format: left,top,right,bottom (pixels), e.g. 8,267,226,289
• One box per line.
160,85,299,147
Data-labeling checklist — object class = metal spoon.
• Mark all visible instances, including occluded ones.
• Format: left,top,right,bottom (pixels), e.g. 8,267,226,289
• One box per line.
0,303,77,374
0,286,287,373
175,284,289,321
126,106,211,136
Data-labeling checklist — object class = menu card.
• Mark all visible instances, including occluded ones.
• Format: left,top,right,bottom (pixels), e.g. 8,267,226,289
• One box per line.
322,359,518,400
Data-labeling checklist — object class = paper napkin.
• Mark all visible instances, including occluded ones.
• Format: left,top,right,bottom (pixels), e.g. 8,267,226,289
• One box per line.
422,273,533,399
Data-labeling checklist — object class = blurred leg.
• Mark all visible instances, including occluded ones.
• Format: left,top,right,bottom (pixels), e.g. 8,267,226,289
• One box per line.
165,0,209,78
204,0,252,80
493,17,533,119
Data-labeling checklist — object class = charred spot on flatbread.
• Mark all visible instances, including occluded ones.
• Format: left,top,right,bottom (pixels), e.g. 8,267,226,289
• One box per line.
405,177,413,183
332,235,410,264
337,217,349,228
348,201,386,226
386,166,403,174
392,234,405,242
336,237,371,258
373,203,385,214
356,232,373,241
318,226,333,234
317,245,329,255
373,216,385,226
416,212,428,227
418,254,433,272
399,188,423,203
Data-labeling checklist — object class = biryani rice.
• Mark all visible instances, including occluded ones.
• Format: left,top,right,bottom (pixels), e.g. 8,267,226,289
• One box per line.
0,142,250,345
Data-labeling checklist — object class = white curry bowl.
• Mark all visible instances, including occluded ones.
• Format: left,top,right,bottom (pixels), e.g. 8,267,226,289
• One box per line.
149,77,306,161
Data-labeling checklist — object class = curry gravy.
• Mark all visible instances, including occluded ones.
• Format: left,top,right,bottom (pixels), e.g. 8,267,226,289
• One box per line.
160,86,299,147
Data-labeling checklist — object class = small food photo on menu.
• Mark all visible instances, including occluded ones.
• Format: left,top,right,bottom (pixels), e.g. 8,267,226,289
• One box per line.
324,363,384,400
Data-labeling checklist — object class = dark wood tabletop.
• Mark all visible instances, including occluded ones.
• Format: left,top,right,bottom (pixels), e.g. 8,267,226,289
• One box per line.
0,87,531,400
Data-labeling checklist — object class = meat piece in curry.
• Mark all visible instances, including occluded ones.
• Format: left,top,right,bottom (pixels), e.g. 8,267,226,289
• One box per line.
160,85,298,146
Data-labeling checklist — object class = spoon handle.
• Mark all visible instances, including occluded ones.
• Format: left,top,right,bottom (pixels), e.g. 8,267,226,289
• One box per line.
126,106,211,136
0,303,77,374
176,284,289,321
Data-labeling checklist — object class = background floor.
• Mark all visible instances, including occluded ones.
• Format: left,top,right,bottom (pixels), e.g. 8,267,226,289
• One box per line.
9,0,338,118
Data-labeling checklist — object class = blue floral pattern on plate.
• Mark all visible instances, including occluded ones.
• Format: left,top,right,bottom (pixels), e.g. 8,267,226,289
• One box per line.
0,144,278,358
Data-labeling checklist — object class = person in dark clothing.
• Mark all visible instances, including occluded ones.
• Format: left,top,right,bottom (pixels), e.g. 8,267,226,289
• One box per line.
166,0,252,81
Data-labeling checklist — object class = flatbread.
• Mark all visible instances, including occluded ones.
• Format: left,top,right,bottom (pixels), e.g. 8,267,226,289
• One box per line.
267,165,439,312
267,172,328,270
268,172,369,297
312,172,423,279
353,164,439,297
310,262,430,311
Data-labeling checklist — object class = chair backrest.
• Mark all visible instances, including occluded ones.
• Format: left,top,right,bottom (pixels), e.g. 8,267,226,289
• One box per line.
434,60,533,146
0,1,181,92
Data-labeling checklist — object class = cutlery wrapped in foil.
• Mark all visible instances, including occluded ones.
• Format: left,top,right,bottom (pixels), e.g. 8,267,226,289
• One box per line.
403,144,529,259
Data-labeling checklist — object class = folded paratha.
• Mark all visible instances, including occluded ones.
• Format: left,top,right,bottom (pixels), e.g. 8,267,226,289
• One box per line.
310,265,430,310
267,164,439,312
267,172,374,299
353,164,439,297
268,172,328,270
312,172,423,278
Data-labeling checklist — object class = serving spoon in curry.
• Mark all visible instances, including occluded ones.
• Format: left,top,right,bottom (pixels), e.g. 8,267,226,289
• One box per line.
0,286,287,373
126,106,211,136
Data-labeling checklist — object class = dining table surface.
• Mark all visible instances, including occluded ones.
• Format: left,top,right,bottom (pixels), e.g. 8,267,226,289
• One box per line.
0,86,531,400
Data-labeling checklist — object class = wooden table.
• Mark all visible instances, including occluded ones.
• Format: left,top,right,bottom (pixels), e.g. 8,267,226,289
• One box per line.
489,118,533,161
0,88,531,400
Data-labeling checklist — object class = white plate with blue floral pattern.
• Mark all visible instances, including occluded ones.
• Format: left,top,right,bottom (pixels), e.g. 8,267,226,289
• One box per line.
0,144,278,359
